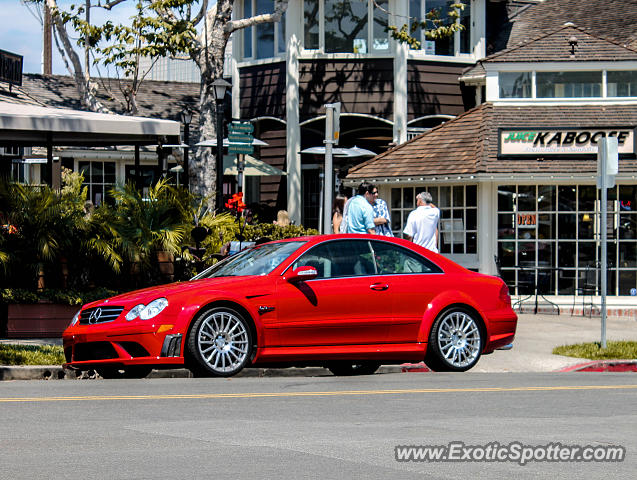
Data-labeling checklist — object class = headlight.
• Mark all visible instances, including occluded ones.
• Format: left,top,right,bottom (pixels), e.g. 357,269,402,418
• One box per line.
139,298,169,320
125,304,145,321
69,310,81,327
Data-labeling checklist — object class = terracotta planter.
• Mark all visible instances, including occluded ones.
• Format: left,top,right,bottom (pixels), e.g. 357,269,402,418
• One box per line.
3,302,78,339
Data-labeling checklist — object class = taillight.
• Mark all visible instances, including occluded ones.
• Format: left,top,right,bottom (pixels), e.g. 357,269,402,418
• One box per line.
499,283,511,305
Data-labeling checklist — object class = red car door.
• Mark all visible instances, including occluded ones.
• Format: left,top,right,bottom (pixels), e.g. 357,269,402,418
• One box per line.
369,240,442,343
273,239,392,346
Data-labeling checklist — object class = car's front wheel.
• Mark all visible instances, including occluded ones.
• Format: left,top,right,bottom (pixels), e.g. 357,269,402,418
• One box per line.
425,307,483,372
327,362,381,376
187,307,253,377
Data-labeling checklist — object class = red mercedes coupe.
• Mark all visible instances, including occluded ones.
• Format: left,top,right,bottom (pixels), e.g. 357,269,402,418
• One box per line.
63,234,517,378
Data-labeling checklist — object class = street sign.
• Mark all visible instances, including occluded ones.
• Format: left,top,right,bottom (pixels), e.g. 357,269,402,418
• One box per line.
228,133,254,144
228,143,254,155
230,122,254,134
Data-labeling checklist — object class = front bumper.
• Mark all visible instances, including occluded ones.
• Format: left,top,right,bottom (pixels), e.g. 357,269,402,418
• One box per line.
63,323,186,370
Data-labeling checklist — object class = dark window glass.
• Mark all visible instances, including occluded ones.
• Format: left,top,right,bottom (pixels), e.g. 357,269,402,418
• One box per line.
558,269,576,295
373,0,389,51
619,270,637,295
558,186,576,211
518,241,536,266
619,242,636,268
403,188,414,209
304,0,319,49
579,185,596,211
498,186,515,211
499,72,532,98
538,214,556,240
578,214,595,240
296,240,375,277
427,0,454,56
256,0,275,58
537,71,602,98
391,188,401,209
498,241,515,267
498,214,515,239
538,241,555,266
452,185,463,207
537,185,555,211
371,240,442,274
409,0,422,50
459,0,471,53
466,208,477,230
466,185,477,207
558,242,576,268
619,185,636,212
244,0,253,57
558,214,577,239
104,162,116,183
619,214,636,239
578,242,596,268
466,232,477,254
278,11,286,53
325,0,368,53
438,186,450,207
607,71,637,97
517,185,535,211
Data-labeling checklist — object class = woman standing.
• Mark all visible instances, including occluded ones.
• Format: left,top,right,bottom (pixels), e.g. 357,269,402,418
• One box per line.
332,195,347,233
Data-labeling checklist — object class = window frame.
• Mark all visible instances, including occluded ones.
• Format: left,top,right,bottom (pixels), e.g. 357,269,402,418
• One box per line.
241,0,286,61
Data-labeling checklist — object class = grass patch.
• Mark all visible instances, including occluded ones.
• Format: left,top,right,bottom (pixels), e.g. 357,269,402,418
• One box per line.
553,341,637,360
0,344,65,366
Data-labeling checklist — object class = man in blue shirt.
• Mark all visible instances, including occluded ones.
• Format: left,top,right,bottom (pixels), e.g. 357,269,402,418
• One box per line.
345,182,376,234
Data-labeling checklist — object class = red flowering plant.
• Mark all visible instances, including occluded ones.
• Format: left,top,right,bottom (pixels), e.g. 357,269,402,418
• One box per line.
224,192,252,243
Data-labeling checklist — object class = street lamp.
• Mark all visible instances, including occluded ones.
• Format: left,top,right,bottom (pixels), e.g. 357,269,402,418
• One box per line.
179,108,193,190
212,78,231,210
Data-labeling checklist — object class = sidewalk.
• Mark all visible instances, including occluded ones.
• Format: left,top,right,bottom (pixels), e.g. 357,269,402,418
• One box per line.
1,313,636,380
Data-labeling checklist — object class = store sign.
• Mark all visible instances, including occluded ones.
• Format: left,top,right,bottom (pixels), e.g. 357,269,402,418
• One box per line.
517,213,536,227
499,128,635,156
0,49,23,86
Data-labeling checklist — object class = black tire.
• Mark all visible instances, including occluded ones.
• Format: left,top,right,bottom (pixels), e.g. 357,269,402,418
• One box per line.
96,366,152,379
327,361,381,376
424,307,483,372
187,306,253,377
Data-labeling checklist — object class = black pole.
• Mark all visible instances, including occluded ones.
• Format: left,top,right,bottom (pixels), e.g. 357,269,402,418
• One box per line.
183,122,190,191
216,100,224,211
134,145,141,190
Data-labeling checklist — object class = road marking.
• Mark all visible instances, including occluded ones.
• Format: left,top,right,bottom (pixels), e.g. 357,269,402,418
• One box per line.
1,384,637,403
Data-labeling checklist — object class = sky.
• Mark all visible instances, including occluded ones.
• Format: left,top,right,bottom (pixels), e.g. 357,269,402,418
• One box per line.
0,0,146,75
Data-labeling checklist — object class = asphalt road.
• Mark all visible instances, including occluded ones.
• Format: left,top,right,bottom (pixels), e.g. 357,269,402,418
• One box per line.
1,372,635,479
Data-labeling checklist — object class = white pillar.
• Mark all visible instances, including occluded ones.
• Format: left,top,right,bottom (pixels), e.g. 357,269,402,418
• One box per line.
286,1,302,225
478,180,497,275
472,0,486,60
231,28,241,120
392,0,408,145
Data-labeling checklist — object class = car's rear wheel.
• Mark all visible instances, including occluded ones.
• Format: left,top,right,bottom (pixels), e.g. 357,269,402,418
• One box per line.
425,307,483,372
96,366,152,379
327,362,381,376
187,306,253,377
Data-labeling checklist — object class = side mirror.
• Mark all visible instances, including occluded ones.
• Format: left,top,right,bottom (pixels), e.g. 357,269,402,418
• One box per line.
286,265,318,283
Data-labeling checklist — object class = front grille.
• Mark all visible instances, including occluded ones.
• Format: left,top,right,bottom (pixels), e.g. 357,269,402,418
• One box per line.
79,306,124,325
74,342,118,361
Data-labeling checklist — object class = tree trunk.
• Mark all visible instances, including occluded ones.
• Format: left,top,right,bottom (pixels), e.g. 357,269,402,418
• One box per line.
190,0,233,204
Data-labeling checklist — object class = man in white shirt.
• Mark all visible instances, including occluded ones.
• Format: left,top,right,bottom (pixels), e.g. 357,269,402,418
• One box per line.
403,191,440,252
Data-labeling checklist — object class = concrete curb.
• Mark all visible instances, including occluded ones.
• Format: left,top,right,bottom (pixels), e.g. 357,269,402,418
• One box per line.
0,364,409,381
557,360,637,372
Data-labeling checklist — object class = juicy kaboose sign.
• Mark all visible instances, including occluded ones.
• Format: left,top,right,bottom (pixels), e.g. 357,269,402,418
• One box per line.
499,128,635,156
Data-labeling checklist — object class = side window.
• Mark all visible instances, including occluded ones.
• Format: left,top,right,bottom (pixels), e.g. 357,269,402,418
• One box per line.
371,241,442,274
292,240,376,278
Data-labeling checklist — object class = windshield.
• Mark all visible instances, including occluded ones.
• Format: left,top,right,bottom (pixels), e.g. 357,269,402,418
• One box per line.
191,241,306,279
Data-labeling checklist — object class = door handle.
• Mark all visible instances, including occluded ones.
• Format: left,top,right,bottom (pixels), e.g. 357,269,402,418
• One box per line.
370,283,389,291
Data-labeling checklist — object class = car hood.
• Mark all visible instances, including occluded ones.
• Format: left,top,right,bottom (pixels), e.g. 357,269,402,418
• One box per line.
85,275,273,307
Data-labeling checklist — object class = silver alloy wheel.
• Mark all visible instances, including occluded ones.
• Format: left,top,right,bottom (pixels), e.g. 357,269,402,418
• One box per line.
197,310,250,374
436,310,481,368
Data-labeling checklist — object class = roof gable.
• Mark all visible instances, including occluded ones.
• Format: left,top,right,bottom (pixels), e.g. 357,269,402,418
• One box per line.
487,24,637,63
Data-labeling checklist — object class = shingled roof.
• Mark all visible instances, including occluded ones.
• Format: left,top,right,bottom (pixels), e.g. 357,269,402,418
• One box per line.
462,24,637,81
492,0,637,53
346,103,637,180
21,74,200,122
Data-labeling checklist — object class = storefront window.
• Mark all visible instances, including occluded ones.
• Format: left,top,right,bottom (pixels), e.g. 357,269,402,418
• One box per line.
497,184,637,296
304,0,319,49
79,161,116,206
325,0,368,53
536,71,602,98
499,72,531,98
607,71,637,97
242,0,285,59
390,185,477,255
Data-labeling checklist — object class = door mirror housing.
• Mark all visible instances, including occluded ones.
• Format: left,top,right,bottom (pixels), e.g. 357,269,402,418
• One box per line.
286,265,318,283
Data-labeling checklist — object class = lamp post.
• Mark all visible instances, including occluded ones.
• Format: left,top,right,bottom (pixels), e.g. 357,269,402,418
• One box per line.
179,109,193,191
212,78,231,211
